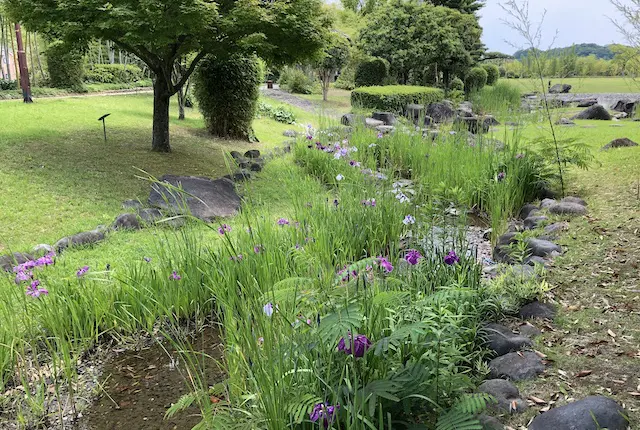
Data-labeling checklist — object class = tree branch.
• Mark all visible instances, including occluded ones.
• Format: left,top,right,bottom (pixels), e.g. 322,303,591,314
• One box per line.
170,50,206,95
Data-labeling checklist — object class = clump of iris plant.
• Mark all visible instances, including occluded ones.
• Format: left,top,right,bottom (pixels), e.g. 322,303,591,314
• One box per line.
310,403,339,428
497,171,506,182
405,249,422,266
169,271,181,280
444,250,460,266
337,333,371,358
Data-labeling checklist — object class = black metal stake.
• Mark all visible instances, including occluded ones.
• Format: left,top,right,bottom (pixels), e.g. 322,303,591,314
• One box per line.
98,113,111,142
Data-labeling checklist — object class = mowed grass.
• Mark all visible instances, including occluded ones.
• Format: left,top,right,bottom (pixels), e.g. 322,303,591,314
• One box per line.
507,76,640,94
296,86,353,114
0,94,316,253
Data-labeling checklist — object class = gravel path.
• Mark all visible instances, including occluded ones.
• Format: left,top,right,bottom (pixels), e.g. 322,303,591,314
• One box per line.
546,92,640,108
260,85,318,113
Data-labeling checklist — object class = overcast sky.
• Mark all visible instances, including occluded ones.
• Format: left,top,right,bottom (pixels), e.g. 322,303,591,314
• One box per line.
479,0,625,54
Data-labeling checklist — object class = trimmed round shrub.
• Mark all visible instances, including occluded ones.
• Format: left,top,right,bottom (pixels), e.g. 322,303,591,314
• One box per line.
354,58,388,88
464,67,488,94
482,64,500,86
45,41,85,92
351,85,444,113
194,54,261,140
450,77,464,91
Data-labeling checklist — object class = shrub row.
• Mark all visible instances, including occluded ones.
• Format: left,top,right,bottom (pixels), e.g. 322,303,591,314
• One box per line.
84,64,144,84
351,85,444,113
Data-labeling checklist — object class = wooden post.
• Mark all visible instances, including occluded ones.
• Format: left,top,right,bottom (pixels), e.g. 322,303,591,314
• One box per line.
15,23,32,102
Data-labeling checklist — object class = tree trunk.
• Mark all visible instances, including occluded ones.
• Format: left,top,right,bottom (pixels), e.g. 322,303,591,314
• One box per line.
14,23,32,103
9,22,19,80
177,86,185,120
152,79,171,152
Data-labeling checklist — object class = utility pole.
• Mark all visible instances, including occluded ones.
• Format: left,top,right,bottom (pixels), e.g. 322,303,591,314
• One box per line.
14,23,32,103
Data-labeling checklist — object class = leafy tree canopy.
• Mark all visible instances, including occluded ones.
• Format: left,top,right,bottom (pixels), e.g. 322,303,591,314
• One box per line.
427,0,485,14
514,43,617,60
5,0,330,152
359,0,483,86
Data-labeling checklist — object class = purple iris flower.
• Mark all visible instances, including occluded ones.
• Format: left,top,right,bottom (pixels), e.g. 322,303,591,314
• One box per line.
337,333,372,358
15,270,32,283
263,302,274,317
254,245,262,254
25,280,48,298
378,257,394,273
277,218,290,226
444,250,460,265
497,171,506,181
76,266,90,277
310,403,339,428
144,257,152,263
169,271,181,280
515,153,524,159
405,249,422,266
403,215,416,225
218,224,231,235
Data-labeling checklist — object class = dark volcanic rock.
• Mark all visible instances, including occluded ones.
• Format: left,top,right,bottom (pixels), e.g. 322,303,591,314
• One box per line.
544,221,570,234
572,104,612,120
478,379,528,413
549,84,571,94
122,199,143,210
602,137,639,150
455,116,490,134
519,301,556,320
229,151,243,161
478,415,504,430
482,323,532,357
555,117,575,125
524,215,548,230
576,98,598,107
425,101,455,123
138,208,163,224
112,213,141,230
0,252,34,272
561,196,587,206
611,99,638,116
528,396,629,430
244,149,261,159
525,238,562,257
488,351,545,381
149,175,241,221
55,229,105,252
372,112,396,125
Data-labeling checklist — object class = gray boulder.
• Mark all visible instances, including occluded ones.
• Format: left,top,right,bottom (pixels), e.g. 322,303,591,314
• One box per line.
372,112,396,125
482,323,532,357
250,162,263,172
376,125,395,135
478,379,527,413
524,215,548,230
455,116,490,134
478,415,504,430
112,213,141,230
425,101,455,123
544,221,569,234
149,175,241,221
548,202,588,215
561,196,587,206
365,117,384,128
457,101,474,117
528,396,629,430
549,84,571,94
525,238,562,257
519,204,539,220
602,137,639,150
519,301,556,320
229,150,243,161
488,351,545,381
540,198,557,208
572,104,612,120
518,322,542,338
55,229,105,252
555,117,575,126
406,104,426,124
576,98,598,107
32,244,53,256
122,199,143,210
138,208,164,224
0,252,34,272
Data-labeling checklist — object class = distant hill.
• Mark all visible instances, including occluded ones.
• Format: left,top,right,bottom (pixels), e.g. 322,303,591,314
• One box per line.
513,44,615,60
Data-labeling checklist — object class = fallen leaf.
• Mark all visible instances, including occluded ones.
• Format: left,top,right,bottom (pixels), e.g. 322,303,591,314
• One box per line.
528,395,547,405
558,369,568,377
576,370,593,378
628,392,640,397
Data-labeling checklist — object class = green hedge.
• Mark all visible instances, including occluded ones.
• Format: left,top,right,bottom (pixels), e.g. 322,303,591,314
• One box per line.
46,41,85,92
354,58,388,87
84,64,144,83
351,85,444,113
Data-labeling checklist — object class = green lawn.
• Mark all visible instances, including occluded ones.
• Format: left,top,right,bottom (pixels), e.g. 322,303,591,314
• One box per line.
297,87,353,114
507,76,640,94
0,94,316,253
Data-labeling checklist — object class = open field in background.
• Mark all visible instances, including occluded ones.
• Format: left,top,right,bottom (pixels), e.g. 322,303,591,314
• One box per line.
507,76,640,94
0,93,319,253
297,87,353,113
